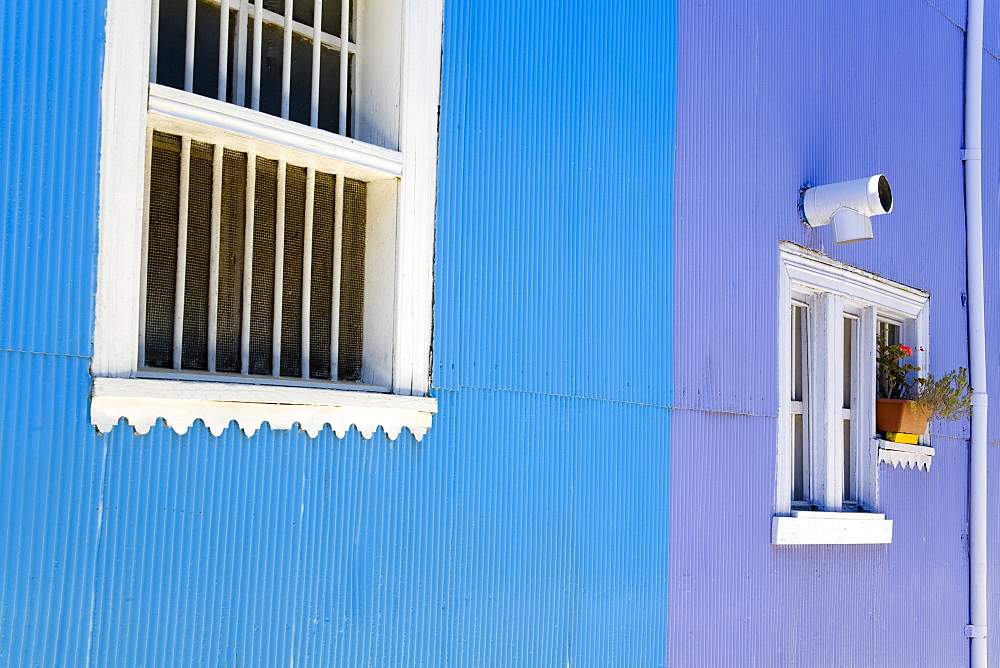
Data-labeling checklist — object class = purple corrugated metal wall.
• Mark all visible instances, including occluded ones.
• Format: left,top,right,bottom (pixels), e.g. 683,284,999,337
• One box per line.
669,1,996,665
0,1,677,665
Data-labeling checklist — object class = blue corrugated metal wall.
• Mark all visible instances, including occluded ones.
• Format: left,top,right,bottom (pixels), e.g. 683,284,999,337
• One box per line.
1,1,676,665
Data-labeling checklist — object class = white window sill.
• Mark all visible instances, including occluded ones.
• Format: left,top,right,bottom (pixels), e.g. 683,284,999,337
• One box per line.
878,439,934,471
91,377,437,440
772,511,893,545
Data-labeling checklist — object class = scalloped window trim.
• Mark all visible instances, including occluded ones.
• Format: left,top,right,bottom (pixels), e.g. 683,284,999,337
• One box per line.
878,440,935,471
91,378,437,440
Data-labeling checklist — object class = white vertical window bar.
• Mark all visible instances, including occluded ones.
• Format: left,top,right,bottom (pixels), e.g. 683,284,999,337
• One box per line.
218,0,231,101
310,0,323,127
185,0,197,92
272,160,287,376
301,168,315,378
240,152,257,375
150,0,161,83
251,0,263,110
207,144,224,372
234,0,249,106
173,137,193,370
281,0,293,119
138,128,155,368
330,174,344,379
338,0,350,134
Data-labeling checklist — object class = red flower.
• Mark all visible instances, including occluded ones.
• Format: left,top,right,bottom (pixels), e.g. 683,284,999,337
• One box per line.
899,345,914,356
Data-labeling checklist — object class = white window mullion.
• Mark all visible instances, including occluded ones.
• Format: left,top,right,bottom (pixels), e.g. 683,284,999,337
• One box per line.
281,0,293,120
251,0,263,110
272,160,287,376
330,174,345,379
173,136,193,370
138,128,155,368
310,0,323,127
207,143,224,372
150,0,161,83
218,0,231,101
184,0,197,92
808,292,844,511
855,306,878,508
240,151,256,375
234,0,248,106
301,168,315,378
338,0,350,134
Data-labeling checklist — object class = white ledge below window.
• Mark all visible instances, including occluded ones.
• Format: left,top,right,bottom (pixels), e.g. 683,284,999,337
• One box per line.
91,378,437,440
878,439,934,471
772,511,893,545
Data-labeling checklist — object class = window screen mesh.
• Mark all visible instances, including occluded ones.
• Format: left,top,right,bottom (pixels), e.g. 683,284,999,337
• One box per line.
309,171,335,380
143,131,366,382
153,0,354,136
145,132,182,368
181,140,214,370
216,149,247,373
249,156,277,375
280,165,306,378
339,178,366,382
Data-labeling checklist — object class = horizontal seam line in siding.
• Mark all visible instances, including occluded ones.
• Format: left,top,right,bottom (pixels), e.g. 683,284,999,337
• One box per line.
433,384,674,410
0,348,91,360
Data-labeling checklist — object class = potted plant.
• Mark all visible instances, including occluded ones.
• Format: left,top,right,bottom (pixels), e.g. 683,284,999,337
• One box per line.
875,338,972,435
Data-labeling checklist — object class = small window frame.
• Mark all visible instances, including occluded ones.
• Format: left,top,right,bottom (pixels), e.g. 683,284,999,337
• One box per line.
774,242,929,544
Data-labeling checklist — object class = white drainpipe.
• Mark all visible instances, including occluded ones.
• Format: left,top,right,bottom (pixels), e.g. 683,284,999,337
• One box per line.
963,0,988,665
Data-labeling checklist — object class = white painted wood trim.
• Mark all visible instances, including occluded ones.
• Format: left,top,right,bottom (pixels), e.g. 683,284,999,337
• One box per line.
149,84,404,180
392,0,443,396
856,308,879,507
808,292,844,511
780,241,929,319
97,0,442,438
775,262,794,515
94,0,152,378
777,243,929,516
878,440,935,471
92,377,437,439
772,512,893,545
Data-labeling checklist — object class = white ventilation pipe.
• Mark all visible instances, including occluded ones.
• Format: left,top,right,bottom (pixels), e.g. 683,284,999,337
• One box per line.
801,175,893,244
963,0,988,666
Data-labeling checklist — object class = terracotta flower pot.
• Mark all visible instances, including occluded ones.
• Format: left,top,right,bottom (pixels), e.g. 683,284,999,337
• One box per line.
875,398,931,435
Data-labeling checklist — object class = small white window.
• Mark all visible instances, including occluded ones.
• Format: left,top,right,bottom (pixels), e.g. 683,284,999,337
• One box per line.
92,0,443,439
773,242,929,545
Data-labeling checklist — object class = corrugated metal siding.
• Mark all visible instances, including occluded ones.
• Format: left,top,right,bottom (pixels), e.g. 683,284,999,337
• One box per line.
671,0,979,665
1,0,677,665
435,0,677,408
669,411,968,666
0,1,101,358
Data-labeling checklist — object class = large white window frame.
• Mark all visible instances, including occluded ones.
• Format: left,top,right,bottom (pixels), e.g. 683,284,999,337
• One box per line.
92,0,442,439
773,242,929,545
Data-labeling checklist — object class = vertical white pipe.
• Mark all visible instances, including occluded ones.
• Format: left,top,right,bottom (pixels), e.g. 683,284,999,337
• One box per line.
138,128,155,368
173,137,192,370
964,1,988,666
184,0,196,92
281,0,293,119
251,0,263,110
235,0,248,106
273,160,287,376
330,174,344,379
302,168,315,378
149,0,161,83
338,0,350,134
240,152,256,375
207,144,224,372
218,0,231,100
310,0,323,127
